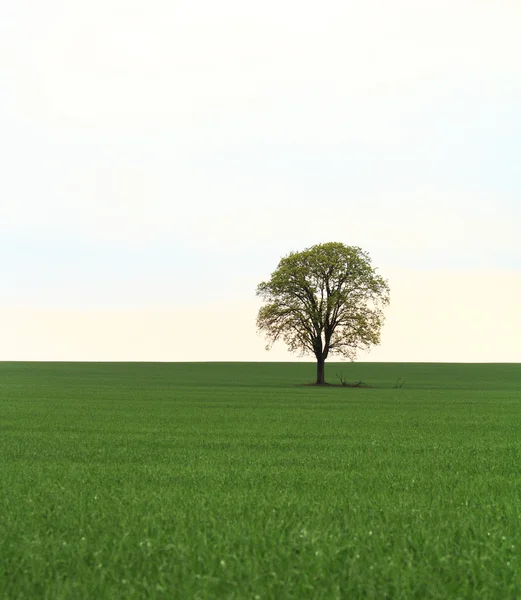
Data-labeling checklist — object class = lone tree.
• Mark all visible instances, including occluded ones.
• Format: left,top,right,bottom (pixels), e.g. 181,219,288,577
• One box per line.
256,242,390,385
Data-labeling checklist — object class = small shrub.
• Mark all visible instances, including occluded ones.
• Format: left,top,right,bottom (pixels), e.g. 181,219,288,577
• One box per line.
336,373,370,388
336,372,349,387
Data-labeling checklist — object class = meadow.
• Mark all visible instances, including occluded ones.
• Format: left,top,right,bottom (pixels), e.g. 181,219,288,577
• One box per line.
1,361,520,599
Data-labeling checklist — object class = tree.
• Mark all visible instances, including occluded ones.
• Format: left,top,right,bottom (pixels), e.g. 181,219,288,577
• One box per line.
256,242,390,385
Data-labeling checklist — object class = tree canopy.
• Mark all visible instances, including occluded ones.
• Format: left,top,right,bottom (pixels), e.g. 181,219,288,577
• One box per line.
256,242,390,384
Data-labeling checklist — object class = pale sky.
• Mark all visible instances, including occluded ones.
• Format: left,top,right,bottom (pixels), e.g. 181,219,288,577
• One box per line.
1,0,520,361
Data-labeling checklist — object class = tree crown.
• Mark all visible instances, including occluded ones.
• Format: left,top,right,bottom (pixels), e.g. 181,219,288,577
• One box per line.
256,242,390,361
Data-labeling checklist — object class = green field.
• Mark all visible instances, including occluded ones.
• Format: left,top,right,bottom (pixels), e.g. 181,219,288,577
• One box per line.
1,362,520,599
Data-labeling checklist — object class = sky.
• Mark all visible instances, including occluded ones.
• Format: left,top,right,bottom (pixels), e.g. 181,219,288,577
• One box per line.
1,0,520,362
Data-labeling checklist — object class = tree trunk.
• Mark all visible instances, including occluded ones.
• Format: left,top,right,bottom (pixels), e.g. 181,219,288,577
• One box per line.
316,356,326,385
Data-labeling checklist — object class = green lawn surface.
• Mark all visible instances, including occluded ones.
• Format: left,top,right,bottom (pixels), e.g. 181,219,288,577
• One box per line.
1,362,520,599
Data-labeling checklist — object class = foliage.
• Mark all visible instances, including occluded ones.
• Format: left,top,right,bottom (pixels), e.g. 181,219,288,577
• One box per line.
256,243,390,382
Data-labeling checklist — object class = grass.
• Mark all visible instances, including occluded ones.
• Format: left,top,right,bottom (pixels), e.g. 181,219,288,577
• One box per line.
1,361,520,599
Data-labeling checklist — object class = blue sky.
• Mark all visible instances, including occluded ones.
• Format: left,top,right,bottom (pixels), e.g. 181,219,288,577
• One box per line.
1,0,520,360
